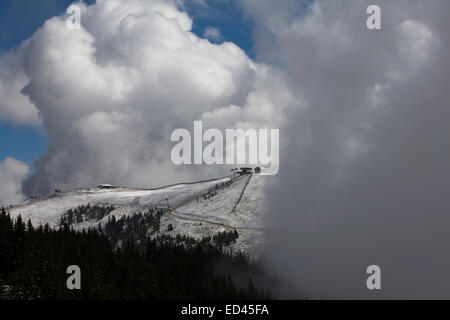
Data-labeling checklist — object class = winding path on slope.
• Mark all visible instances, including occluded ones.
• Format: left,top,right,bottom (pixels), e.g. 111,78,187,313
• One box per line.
166,209,265,231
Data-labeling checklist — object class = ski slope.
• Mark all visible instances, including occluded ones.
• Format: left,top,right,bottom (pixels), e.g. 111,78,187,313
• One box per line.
8,174,267,256
159,174,267,256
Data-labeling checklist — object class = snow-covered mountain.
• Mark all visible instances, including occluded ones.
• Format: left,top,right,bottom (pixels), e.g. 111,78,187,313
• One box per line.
8,174,267,257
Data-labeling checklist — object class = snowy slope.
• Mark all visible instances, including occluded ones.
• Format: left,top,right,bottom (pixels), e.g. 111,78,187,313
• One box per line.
8,174,267,256
159,174,267,256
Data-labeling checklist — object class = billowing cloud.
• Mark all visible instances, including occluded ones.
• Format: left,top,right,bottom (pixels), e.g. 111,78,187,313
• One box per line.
241,0,450,298
0,158,29,207
0,0,291,196
0,42,41,126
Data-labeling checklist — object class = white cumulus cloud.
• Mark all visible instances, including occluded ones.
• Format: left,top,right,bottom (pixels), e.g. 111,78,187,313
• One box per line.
0,158,29,207
0,42,41,126
0,0,291,196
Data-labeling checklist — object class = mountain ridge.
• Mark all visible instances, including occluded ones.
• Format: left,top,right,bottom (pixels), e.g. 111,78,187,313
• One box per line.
8,173,267,257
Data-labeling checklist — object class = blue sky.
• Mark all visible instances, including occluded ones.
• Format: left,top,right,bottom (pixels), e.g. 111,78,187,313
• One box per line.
0,0,254,168
184,0,254,57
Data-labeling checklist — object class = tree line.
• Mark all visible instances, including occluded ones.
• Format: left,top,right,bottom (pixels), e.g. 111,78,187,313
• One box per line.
59,203,115,226
0,208,275,300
